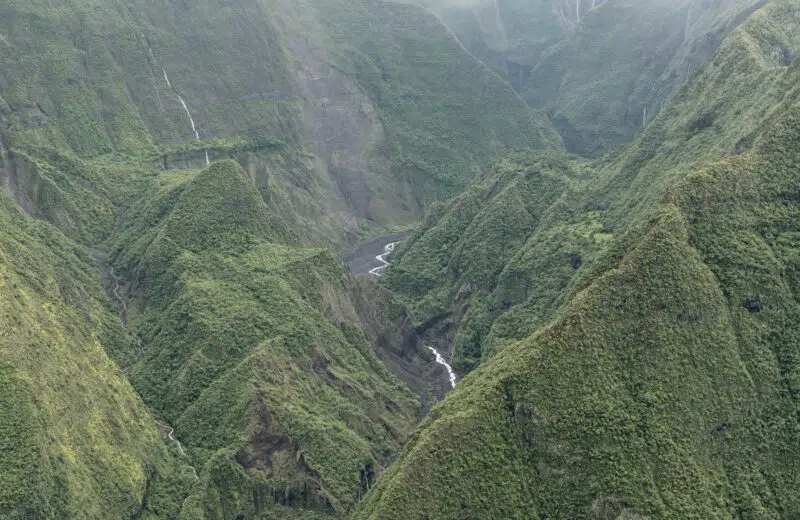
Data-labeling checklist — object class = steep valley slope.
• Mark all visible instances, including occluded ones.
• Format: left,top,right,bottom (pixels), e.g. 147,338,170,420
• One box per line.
362,0,800,517
0,0,799,518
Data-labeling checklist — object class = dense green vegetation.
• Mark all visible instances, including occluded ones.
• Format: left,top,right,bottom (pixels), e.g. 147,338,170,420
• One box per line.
2,0,799,517
2,0,547,516
0,187,193,518
108,160,423,518
364,0,800,516
0,0,559,243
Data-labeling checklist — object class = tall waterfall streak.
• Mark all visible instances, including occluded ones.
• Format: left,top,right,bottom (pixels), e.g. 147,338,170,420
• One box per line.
368,242,398,277
576,0,581,23
161,67,210,167
491,0,508,45
684,2,692,43
642,107,647,129
110,267,128,330
143,41,165,111
155,420,199,481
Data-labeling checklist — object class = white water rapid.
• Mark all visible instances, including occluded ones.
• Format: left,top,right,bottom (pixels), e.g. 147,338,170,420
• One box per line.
369,241,458,388
428,346,457,389
368,242,398,277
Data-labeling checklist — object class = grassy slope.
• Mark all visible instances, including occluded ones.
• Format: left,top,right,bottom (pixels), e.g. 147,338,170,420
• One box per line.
367,1,800,516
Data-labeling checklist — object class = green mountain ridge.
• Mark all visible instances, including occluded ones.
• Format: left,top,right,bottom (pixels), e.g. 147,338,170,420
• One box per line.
0,0,798,518
363,0,800,516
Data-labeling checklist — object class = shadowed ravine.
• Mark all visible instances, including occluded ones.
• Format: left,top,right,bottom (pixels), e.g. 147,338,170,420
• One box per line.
107,267,199,496
369,240,457,389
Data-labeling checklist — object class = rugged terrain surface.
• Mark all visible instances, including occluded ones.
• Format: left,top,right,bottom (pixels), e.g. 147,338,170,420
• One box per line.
362,1,800,517
0,0,547,517
0,0,798,519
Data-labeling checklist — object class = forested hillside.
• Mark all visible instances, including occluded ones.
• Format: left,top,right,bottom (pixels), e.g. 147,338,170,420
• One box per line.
362,0,800,517
1,0,798,518
0,0,547,517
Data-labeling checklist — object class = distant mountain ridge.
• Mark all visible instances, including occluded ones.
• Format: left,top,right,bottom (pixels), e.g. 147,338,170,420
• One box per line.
417,0,767,156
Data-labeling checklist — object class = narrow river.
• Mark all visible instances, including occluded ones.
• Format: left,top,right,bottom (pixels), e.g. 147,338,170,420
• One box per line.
365,240,457,388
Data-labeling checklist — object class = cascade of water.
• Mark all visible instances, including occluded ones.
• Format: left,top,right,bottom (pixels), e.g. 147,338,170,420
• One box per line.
154,420,199,481
109,267,144,355
491,0,508,46
175,95,211,166
684,1,693,44
428,346,457,389
149,52,209,167
162,68,172,89
143,40,164,111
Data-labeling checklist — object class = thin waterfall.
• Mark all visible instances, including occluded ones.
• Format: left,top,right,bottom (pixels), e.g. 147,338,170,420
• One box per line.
143,40,164,111
145,40,210,167
428,346,457,389
491,0,507,46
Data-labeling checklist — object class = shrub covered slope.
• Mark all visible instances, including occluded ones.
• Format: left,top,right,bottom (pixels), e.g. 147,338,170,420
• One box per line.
0,188,193,518
110,160,425,519
369,1,800,517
